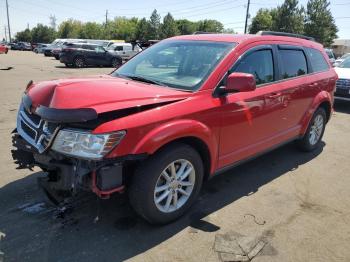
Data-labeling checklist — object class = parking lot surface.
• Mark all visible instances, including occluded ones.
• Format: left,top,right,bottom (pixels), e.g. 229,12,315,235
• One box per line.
0,51,350,262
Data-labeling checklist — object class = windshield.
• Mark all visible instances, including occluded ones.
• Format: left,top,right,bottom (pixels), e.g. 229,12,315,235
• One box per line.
339,57,350,68
326,50,334,59
341,53,350,59
113,40,235,91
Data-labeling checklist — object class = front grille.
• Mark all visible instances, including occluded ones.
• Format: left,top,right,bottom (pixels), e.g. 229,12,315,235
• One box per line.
17,104,60,153
22,108,41,125
21,122,36,139
336,78,350,90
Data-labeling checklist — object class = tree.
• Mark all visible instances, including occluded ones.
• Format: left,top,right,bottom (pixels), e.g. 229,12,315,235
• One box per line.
31,24,56,43
57,19,83,38
135,18,151,40
222,28,235,34
149,9,161,39
176,19,197,35
15,29,32,42
79,22,103,39
272,0,305,34
249,9,274,34
160,13,179,38
304,0,337,46
109,17,138,41
196,19,223,33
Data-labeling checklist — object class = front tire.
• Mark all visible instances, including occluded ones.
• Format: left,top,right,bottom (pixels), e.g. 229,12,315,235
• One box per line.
73,57,85,68
129,143,204,224
297,107,326,152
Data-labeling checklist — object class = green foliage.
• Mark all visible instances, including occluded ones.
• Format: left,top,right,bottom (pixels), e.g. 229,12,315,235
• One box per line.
176,19,197,35
31,24,56,43
249,9,274,34
160,13,179,39
196,19,223,33
15,29,32,42
249,0,337,45
272,0,305,34
79,22,103,39
304,0,337,46
57,19,83,38
135,18,151,41
149,9,161,39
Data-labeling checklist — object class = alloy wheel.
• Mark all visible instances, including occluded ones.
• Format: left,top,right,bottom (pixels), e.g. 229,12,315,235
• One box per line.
154,159,195,213
309,114,324,145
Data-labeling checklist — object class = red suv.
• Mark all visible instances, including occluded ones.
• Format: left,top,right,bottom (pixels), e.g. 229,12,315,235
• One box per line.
13,32,337,224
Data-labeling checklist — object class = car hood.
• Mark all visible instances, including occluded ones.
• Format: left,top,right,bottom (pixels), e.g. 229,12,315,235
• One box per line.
26,75,191,114
335,67,350,79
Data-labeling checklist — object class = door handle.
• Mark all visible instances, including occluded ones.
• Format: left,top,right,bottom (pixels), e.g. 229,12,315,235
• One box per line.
266,92,282,99
308,83,319,87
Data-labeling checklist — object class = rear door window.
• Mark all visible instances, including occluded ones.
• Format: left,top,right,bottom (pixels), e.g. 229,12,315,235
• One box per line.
279,49,308,79
307,48,329,72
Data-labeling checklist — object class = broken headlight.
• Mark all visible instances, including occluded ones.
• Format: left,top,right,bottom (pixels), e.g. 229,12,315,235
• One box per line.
51,129,126,160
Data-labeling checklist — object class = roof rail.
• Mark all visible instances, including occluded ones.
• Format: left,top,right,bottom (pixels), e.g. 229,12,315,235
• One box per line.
192,31,217,35
256,31,315,41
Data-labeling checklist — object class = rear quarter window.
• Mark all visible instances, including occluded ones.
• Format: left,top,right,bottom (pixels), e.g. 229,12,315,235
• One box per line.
307,48,329,73
279,49,308,79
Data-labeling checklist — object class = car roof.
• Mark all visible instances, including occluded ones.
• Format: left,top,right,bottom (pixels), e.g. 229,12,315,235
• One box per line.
169,34,323,49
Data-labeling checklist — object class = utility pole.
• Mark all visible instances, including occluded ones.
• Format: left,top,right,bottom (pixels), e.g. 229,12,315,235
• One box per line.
244,0,250,34
4,26,8,42
105,10,108,29
6,0,11,42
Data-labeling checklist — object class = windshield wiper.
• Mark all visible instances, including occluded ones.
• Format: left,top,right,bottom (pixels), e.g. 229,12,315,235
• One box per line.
121,74,167,86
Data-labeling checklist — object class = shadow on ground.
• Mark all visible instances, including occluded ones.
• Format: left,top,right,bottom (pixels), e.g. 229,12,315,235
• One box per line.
54,65,117,70
334,100,350,114
0,142,324,262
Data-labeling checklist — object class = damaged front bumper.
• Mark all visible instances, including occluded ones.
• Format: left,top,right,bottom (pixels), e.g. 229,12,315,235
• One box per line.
12,132,146,204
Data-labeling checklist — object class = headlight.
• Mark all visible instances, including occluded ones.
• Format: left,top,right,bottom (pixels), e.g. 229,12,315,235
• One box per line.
51,129,126,160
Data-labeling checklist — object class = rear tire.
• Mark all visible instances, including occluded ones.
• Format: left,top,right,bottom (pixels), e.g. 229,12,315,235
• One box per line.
111,57,122,68
297,107,326,152
73,57,85,68
129,143,204,224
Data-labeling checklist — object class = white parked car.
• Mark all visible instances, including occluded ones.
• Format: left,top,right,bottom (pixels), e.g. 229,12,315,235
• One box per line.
325,48,336,65
334,53,350,67
334,57,350,102
107,43,141,60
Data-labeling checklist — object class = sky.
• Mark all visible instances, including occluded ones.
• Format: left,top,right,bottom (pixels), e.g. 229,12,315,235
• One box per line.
1,0,350,41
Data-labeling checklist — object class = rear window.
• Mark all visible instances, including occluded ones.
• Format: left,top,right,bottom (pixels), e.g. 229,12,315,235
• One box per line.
280,49,308,79
307,48,329,72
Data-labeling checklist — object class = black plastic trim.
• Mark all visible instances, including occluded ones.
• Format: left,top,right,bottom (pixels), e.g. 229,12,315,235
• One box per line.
35,105,98,123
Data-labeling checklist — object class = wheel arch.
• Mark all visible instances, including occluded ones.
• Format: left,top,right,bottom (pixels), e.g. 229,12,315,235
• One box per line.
130,120,218,178
153,136,212,181
300,91,332,135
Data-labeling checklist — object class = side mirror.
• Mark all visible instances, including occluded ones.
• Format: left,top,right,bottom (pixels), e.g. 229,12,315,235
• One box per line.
217,72,256,96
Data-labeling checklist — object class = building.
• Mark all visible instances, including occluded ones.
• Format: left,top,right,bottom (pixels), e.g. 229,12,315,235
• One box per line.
331,39,350,58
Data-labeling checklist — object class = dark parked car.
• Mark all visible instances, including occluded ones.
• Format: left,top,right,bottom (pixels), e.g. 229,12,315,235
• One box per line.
12,42,32,51
59,43,122,67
